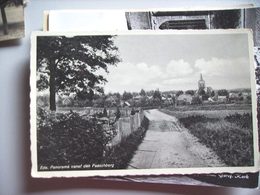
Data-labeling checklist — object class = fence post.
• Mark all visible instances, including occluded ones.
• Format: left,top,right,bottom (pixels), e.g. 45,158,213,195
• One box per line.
134,114,137,130
118,119,122,141
130,115,134,133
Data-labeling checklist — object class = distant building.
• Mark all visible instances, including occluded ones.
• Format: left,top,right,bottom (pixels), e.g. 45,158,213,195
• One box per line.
198,73,206,91
176,94,193,105
218,95,228,103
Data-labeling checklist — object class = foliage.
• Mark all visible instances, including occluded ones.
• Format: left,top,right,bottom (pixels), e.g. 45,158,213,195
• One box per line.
37,36,120,110
212,10,241,29
255,66,260,86
179,115,219,127
176,90,184,97
37,107,150,169
104,116,149,168
37,95,49,107
225,113,253,129
153,90,162,100
122,91,133,101
37,107,55,129
185,90,195,96
191,96,202,105
179,113,254,166
217,89,229,97
37,108,117,166
202,94,209,101
198,88,205,96
140,89,146,96
210,90,215,97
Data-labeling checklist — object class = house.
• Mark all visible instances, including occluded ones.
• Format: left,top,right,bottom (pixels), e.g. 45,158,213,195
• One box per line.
176,94,192,105
208,97,215,102
218,95,227,103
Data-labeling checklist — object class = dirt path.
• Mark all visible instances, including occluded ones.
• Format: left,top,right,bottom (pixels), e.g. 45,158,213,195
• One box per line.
128,109,225,169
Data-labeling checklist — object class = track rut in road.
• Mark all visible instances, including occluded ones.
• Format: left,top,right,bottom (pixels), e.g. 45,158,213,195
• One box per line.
128,109,225,169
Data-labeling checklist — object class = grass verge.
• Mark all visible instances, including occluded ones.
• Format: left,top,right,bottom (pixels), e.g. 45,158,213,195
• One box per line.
179,114,254,166
103,116,149,169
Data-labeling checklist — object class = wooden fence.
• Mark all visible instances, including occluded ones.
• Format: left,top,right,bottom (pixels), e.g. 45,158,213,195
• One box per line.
57,107,132,118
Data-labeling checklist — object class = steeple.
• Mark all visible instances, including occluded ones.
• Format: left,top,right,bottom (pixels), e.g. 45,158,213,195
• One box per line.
198,73,205,90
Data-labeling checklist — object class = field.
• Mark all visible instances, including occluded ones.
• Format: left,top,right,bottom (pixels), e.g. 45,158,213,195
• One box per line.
161,104,254,166
162,104,252,119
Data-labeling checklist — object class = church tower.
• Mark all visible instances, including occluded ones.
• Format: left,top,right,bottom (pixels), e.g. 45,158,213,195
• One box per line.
198,73,205,91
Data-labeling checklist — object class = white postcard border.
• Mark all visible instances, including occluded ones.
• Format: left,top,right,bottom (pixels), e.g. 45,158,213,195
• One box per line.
30,29,259,178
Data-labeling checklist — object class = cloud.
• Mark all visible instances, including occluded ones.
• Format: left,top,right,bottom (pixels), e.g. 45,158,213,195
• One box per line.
104,62,164,93
166,59,193,78
194,57,249,77
194,57,251,89
103,57,251,93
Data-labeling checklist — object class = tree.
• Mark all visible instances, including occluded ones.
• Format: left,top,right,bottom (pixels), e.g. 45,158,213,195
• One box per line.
212,10,240,29
153,90,162,100
37,36,120,111
198,88,206,96
218,89,229,97
202,94,209,101
122,91,133,101
140,89,146,96
210,90,215,97
176,90,184,97
185,90,195,96
191,96,202,105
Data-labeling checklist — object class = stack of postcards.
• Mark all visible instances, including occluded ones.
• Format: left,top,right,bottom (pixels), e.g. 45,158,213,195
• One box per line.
0,1,24,41
29,5,260,188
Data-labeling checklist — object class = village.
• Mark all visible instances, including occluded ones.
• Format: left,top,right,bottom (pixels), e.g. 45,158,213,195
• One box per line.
38,74,252,109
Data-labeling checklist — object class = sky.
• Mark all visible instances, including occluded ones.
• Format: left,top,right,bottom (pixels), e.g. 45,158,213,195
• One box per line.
101,32,252,94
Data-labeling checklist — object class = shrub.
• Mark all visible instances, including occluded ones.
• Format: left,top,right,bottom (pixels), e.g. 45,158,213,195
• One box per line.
37,108,116,167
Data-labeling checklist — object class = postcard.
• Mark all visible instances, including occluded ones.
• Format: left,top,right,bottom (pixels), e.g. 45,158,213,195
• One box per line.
42,7,260,186
30,30,258,177
0,0,24,41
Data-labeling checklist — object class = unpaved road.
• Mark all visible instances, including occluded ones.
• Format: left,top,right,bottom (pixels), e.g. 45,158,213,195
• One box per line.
128,109,225,169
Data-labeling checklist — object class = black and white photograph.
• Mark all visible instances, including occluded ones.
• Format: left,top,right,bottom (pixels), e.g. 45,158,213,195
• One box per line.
0,0,24,41
44,7,260,186
31,30,258,177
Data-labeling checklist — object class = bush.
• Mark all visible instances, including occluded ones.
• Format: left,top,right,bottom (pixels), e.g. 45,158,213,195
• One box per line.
37,108,116,167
